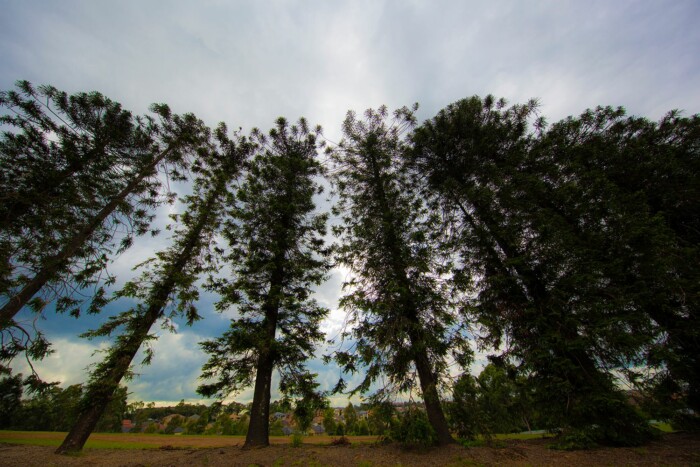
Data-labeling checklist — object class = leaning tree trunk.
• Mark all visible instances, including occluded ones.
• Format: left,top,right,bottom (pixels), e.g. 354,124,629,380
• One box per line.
412,341,456,445
54,306,157,454
0,142,177,330
56,169,225,454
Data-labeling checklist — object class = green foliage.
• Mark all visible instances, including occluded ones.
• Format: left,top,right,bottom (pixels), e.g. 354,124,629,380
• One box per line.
198,118,329,447
198,118,329,402
322,407,337,435
343,403,358,434
0,80,210,326
2,83,697,450
0,81,217,398
447,374,483,440
164,415,184,434
390,408,436,448
448,364,535,440
184,414,208,435
95,386,129,433
329,105,464,444
293,392,327,433
409,95,697,444
56,126,248,451
143,423,160,434
0,370,23,429
355,419,370,435
367,401,396,437
555,389,657,448
0,376,128,432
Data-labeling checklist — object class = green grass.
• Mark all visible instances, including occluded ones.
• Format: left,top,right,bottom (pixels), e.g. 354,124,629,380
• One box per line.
493,432,554,440
460,431,553,447
650,422,674,433
0,430,229,450
0,429,555,451
0,436,160,449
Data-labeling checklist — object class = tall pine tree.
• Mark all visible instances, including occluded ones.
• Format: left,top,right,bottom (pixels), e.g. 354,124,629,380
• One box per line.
329,106,467,446
198,118,330,448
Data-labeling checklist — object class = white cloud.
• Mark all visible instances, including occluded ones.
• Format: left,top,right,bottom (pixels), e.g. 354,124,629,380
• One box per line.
13,337,109,387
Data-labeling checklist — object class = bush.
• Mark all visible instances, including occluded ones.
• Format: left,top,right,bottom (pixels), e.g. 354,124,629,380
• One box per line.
390,409,436,448
671,412,700,432
566,393,658,448
550,429,597,451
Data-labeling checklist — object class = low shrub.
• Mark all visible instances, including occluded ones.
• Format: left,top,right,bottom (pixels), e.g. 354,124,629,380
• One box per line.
291,432,304,448
390,409,436,448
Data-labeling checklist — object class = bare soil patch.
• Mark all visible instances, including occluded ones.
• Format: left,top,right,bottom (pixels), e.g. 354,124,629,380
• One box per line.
0,432,698,466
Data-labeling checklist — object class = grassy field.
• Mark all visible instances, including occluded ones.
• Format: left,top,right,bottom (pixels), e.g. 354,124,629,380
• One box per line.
0,431,381,450
651,422,674,433
0,426,672,451
1,430,697,466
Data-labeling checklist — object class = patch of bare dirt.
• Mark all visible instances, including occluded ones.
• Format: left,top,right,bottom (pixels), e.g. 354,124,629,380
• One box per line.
0,432,698,466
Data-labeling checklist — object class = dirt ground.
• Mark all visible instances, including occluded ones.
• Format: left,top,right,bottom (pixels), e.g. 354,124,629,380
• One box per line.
0,432,698,466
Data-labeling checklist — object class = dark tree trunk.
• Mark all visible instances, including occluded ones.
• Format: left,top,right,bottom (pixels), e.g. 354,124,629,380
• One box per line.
0,143,176,330
413,347,455,445
244,258,284,448
244,347,276,448
55,308,156,454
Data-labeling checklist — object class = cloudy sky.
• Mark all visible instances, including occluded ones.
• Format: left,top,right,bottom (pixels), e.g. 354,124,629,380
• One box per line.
2,0,699,406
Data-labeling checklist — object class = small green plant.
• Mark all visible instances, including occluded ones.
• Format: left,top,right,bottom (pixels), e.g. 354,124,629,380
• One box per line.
459,438,487,448
650,422,674,433
291,432,304,448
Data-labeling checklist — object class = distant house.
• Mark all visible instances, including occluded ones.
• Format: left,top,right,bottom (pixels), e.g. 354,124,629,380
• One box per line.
311,424,325,435
188,414,201,422
282,426,294,436
312,414,324,425
273,412,287,420
121,419,134,433
173,427,185,435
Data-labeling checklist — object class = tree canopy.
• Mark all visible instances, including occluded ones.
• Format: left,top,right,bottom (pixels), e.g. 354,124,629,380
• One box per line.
1,80,698,450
